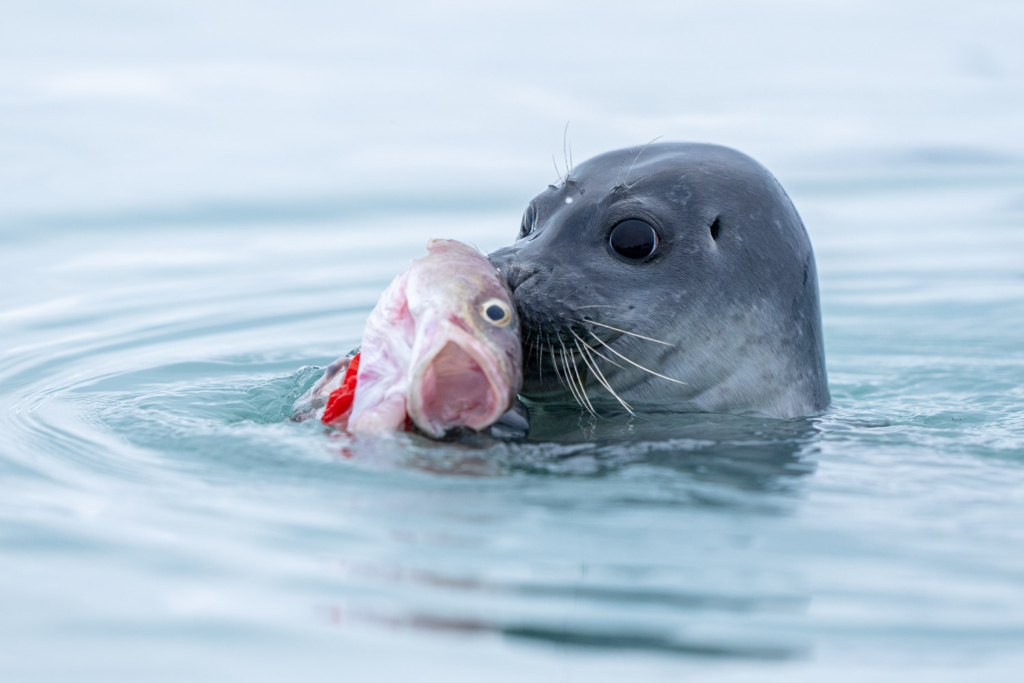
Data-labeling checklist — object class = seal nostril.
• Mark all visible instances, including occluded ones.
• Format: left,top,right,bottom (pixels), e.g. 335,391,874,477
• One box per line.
710,217,721,241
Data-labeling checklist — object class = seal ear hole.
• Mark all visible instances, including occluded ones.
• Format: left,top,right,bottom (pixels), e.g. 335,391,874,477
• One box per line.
710,217,721,242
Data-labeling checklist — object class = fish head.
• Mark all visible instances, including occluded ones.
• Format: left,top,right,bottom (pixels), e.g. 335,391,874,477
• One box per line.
404,239,523,437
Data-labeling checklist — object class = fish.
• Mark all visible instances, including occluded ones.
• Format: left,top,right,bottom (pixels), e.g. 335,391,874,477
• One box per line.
294,239,523,438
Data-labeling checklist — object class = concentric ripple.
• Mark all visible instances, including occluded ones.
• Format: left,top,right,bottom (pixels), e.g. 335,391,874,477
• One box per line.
2,186,1024,680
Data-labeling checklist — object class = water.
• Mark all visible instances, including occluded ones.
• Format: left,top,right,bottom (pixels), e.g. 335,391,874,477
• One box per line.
2,2,1024,680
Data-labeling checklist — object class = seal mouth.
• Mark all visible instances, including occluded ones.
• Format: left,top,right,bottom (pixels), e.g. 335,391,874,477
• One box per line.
408,324,508,437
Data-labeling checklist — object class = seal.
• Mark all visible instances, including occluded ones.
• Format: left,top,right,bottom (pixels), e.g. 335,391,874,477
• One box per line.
488,142,829,419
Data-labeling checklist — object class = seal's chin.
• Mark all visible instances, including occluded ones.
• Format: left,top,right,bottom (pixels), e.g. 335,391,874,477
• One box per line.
408,327,506,437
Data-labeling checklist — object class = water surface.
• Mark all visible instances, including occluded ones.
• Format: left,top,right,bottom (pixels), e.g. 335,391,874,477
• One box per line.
2,1,1024,681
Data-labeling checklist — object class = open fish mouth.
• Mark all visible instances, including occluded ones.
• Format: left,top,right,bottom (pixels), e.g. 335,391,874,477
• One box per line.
408,324,508,437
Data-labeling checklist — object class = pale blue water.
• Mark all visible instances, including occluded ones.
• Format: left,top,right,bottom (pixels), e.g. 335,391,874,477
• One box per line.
2,2,1024,681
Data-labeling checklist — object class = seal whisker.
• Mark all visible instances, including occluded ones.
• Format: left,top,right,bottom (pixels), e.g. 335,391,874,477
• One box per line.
624,135,663,188
547,335,568,391
588,331,688,385
563,122,572,180
624,176,650,192
573,333,634,415
556,344,583,409
523,328,536,380
585,343,625,370
570,351,597,416
560,338,596,415
573,318,674,346
559,340,589,414
572,339,607,411
561,348,583,411
614,145,638,188
552,154,563,184
533,332,543,384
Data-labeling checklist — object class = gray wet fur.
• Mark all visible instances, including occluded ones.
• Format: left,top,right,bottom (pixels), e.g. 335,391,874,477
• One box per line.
489,142,829,419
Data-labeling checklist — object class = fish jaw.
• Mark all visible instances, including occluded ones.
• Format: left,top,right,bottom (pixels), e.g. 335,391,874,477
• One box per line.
406,318,513,438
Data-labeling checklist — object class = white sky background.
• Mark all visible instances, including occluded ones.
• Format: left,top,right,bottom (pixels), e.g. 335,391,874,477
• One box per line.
0,0,1021,221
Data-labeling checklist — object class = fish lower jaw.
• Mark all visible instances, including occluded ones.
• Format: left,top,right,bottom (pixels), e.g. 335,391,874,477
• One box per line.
407,332,509,437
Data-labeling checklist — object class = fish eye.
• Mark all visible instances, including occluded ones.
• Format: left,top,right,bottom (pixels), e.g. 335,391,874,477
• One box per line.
480,299,512,326
609,219,658,262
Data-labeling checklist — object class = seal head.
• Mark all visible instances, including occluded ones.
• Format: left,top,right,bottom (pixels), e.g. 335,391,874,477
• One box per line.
488,142,828,419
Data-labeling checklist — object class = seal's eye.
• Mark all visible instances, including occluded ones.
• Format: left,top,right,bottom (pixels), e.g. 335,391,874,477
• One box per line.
519,206,536,239
609,219,658,261
480,299,512,326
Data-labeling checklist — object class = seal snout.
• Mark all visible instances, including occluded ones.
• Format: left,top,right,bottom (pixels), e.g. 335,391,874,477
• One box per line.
502,263,537,293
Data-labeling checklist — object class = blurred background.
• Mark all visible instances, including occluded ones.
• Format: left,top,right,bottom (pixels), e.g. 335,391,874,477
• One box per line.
3,0,1021,224
2,2,1023,682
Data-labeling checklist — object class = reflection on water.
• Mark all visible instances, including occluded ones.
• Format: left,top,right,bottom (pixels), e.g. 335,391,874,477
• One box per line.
349,611,805,660
523,404,819,486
